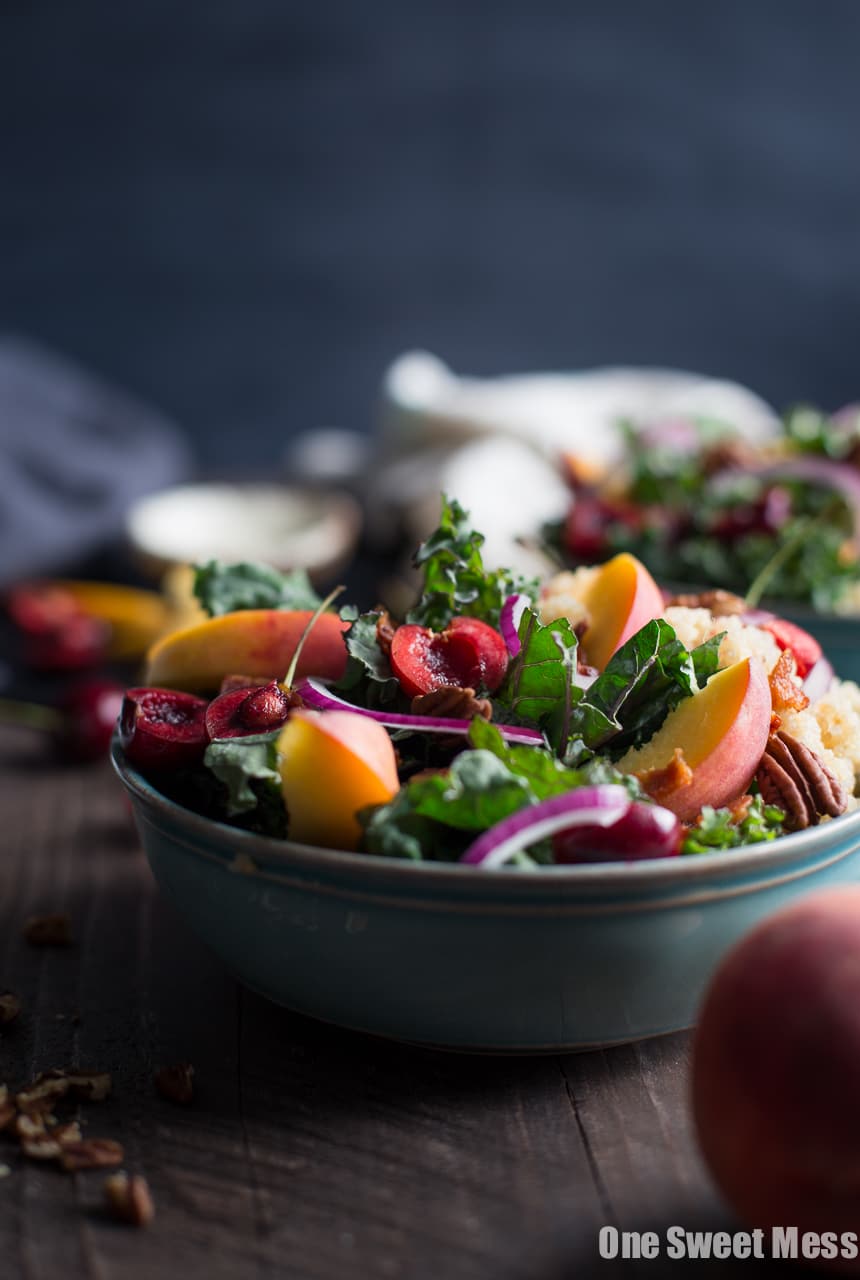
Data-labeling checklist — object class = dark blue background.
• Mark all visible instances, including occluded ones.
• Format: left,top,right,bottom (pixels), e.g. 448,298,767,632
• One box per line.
3,0,860,466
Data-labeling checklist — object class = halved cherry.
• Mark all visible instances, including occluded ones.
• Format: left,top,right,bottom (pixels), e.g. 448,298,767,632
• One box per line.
120,687,209,772
759,618,822,679
205,681,291,739
390,617,509,698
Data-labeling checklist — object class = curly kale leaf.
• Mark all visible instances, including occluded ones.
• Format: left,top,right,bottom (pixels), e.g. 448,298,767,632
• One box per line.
193,561,321,617
407,495,537,631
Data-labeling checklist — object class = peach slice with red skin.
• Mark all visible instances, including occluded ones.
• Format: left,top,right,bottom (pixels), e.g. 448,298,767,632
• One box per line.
617,657,772,822
277,709,399,851
145,609,348,692
579,553,664,671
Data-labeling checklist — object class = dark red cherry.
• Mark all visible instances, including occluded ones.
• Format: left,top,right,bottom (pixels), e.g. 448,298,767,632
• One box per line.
25,613,110,671
56,679,125,762
120,687,209,771
205,681,291,740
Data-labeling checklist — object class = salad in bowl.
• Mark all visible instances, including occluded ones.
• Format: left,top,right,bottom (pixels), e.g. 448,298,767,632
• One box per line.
111,498,860,1050
118,497,860,869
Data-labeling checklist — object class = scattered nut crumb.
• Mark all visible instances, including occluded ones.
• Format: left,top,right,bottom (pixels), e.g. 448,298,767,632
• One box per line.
154,1063,194,1106
104,1172,155,1226
24,914,73,947
61,1138,124,1172
0,1164,11,1179
0,993,21,1026
16,1069,111,1113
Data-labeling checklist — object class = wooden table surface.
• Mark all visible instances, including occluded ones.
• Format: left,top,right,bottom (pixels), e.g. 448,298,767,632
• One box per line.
0,726,798,1280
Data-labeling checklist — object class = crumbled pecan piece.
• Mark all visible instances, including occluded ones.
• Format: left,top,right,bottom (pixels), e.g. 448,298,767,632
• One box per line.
375,609,396,658
768,650,810,713
634,748,694,807
0,993,20,1026
665,588,747,616
726,794,754,825
16,1069,111,1113
756,731,847,830
0,1086,15,1131
21,1132,63,1161
411,687,492,720
104,1172,155,1226
61,1138,124,1172
23,913,73,947
154,1063,194,1106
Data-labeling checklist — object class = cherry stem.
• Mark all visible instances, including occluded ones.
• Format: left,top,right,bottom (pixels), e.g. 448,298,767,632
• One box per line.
282,585,346,688
0,697,64,734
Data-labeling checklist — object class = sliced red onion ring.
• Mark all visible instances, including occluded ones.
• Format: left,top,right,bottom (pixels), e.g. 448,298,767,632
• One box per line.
499,594,531,656
711,457,860,531
457,783,679,869
802,656,835,703
296,678,545,746
740,608,777,627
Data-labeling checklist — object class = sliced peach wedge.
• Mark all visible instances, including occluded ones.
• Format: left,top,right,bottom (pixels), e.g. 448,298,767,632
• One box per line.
617,657,772,822
277,710,399,851
579,553,664,671
144,609,348,692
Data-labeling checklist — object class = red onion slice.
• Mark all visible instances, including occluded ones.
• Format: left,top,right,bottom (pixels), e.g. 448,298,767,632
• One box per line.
710,456,860,531
802,656,835,703
460,785,634,868
296,678,545,746
499,594,531,656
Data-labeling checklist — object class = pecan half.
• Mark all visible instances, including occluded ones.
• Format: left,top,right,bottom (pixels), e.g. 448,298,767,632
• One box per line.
411,687,492,721
756,731,847,830
23,914,73,947
154,1063,194,1106
61,1138,124,1172
104,1173,155,1226
665,588,747,616
768,650,809,713
0,993,21,1026
16,1069,111,1113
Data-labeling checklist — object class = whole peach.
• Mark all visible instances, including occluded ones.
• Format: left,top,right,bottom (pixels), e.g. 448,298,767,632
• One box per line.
692,889,860,1247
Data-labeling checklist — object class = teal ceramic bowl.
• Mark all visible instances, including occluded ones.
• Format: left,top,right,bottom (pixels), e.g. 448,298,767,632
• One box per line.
112,741,860,1053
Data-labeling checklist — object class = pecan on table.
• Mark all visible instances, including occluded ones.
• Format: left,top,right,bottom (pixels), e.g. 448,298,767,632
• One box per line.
665,589,747,616
154,1063,195,1106
104,1172,155,1227
0,993,21,1027
411,687,492,721
756,731,848,830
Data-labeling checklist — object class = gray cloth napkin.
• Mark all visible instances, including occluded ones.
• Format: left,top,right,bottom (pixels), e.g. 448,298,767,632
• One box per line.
0,337,192,584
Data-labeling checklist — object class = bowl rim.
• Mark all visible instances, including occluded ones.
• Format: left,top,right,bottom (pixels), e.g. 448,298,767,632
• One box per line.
111,739,860,893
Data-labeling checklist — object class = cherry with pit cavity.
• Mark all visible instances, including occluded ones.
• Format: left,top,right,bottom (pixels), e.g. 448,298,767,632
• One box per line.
390,616,509,698
120,687,209,771
205,681,292,740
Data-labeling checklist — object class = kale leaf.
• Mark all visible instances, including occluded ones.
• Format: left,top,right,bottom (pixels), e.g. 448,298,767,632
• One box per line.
193,561,322,617
682,796,784,854
567,620,722,755
333,609,405,709
203,732,283,816
494,608,580,753
407,495,537,631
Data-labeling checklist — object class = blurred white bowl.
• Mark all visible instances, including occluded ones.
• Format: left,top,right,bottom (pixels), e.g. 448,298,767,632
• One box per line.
126,483,362,580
